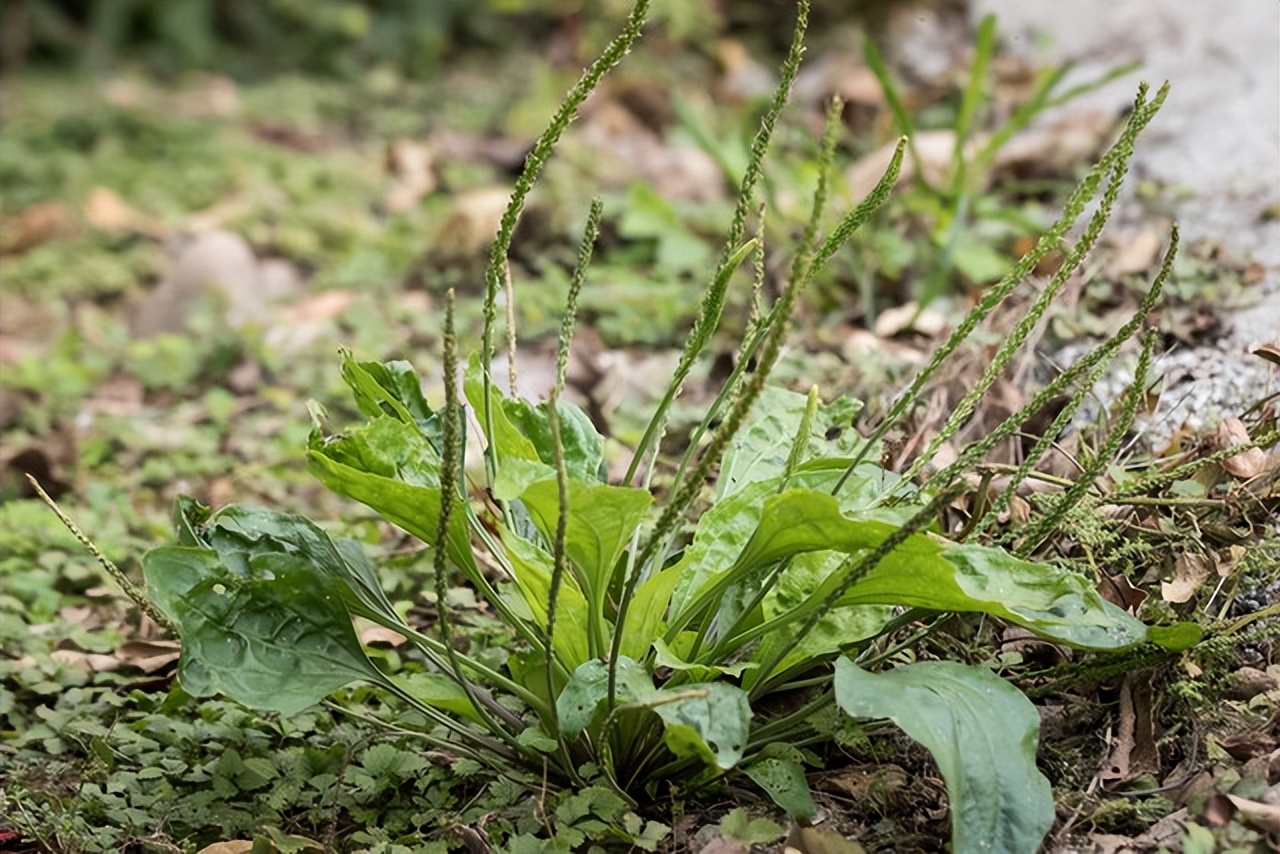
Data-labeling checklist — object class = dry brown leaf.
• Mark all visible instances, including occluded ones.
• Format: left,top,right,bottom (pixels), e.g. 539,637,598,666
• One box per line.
358,622,407,648
1214,418,1267,479
1253,342,1280,367
696,837,748,854
115,639,182,673
715,38,775,103
784,825,867,854
434,187,512,258
1099,573,1149,614
1224,666,1277,701
1101,675,1160,789
872,301,948,338
195,843,254,854
51,649,121,673
846,130,983,199
1161,553,1213,603
1105,228,1163,278
85,187,139,231
1224,794,1280,835
1,200,73,254
991,109,1117,179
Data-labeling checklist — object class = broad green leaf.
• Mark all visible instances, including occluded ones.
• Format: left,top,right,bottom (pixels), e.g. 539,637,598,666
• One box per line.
192,502,399,626
667,465,901,623
743,756,816,820
718,386,867,499
834,659,1054,854
464,358,540,466
556,657,654,736
655,682,751,770
744,551,892,686
502,530,592,669
395,672,482,724
144,547,382,716
307,430,481,582
619,565,683,661
502,396,607,483
339,352,439,445
652,636,755,681
518,476,651,610
1146,622,1201,651
725,489,1147,651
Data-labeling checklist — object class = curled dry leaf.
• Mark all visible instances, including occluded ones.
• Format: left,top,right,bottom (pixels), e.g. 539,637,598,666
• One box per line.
1161,553,1213,603
1224,794,1280,836
1251,342,1280,367
1100,675,1159,790
1214,418,1266,479
1099,573,1149,614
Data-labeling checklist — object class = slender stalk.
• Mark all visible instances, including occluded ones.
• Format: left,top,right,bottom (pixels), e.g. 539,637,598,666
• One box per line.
1016,329,1159,553
833,82,1169,497
623,0,811,487
481,0,651,485
436,291,520,746
28,475,173,631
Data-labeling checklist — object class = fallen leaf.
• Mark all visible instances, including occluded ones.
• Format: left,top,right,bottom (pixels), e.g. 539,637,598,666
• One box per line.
1224,666,1277,701
846,130,980,199
1105,228,1163,278
1214,418,1267,479
697,838,747,854
1100,675,1159,789
1161,553,1212,603
434,187,512,258
1253,342,1280,366
195,843,254,854
1,200,73,254
1224,794,1280,835
85,187,138,231
115,639,182,673
1099,573,1149,614
784,825,866,854
358,623,407,647
383,138,437,213
872,301,948,338
51,649,121,673
991,109,1117,180
716,38,775,103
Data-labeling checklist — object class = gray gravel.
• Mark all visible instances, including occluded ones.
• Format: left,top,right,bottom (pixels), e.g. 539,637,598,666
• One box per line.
972,0,1279,440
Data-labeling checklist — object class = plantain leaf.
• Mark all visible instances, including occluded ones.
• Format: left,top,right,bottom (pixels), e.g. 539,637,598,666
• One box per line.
556,657,654,736
655,682,751,770
834,659,1053,854
144,547,383,716
695,487,1147,652
718,386,869,499
743,755,816,820
306,418,481,582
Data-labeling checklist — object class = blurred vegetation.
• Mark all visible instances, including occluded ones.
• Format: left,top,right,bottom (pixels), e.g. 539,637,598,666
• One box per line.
5,0,743,80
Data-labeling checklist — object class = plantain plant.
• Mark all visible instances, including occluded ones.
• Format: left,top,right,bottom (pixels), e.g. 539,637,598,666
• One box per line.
134,2,1199,851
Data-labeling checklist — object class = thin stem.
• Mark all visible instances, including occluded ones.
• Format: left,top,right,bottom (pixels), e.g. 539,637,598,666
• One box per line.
437,291,520,746
481,0,651,485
